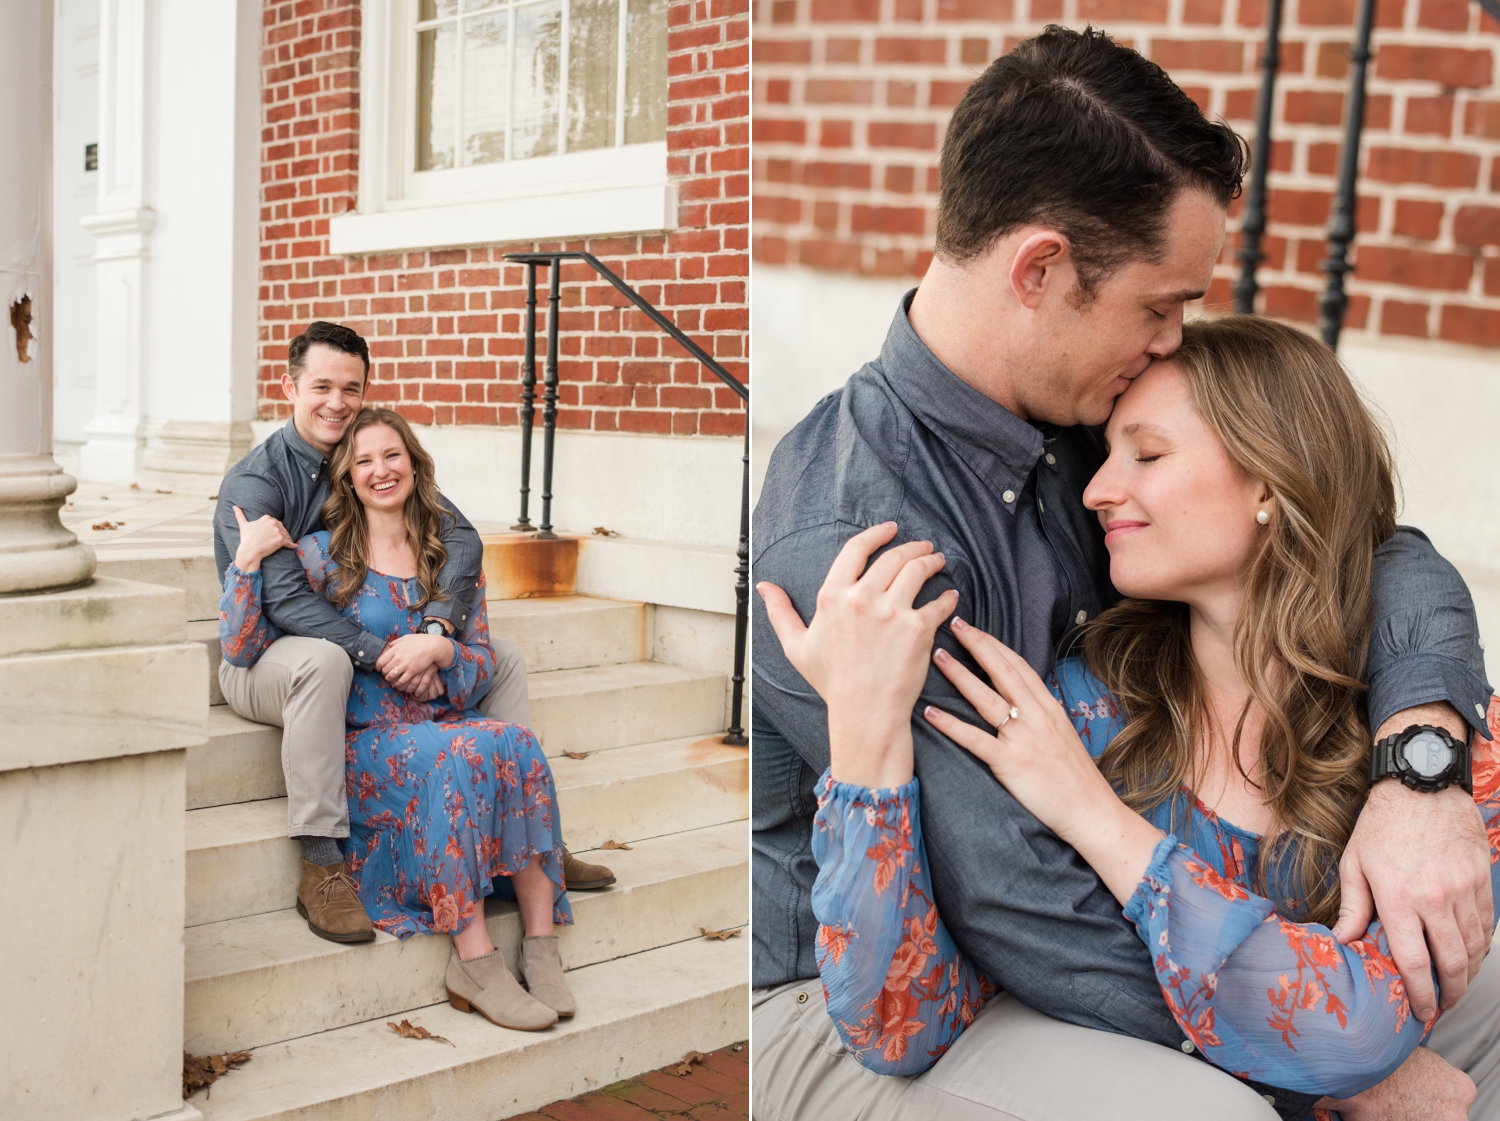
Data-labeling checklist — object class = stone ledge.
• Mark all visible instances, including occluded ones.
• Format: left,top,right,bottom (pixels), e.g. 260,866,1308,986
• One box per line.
576,536,738,616
0,576,186,657
0,641,208,772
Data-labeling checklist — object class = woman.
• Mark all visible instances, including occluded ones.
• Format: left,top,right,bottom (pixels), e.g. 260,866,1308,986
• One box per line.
761,316,1500,1108
221,406,575,1032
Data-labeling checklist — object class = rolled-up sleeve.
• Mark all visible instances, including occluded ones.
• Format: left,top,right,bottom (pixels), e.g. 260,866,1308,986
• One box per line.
1368,527,1492,739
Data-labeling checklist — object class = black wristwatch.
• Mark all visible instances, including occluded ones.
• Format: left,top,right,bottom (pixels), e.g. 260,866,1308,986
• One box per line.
420,619,449,637
1370,724,1471,794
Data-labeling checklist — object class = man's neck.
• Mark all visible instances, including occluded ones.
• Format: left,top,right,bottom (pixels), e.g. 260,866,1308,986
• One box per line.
291,413,333,458
908,259,1029,419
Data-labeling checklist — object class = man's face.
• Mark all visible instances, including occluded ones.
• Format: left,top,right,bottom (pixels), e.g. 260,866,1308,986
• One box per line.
282,344,366,455
1021,189,1227,427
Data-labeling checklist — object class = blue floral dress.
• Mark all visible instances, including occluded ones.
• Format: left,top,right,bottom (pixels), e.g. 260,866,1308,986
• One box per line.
220,531,573,939
813,657,1500,1111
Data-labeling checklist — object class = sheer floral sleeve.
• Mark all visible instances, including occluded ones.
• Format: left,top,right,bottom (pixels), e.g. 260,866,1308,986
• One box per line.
438,571,496,712
1120,696,1500,1101
810,772,996,1076
218,564,281,667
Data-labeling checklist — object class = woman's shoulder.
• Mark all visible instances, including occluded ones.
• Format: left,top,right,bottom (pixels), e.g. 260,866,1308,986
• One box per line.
1048,657,1125,758
296,529,333,557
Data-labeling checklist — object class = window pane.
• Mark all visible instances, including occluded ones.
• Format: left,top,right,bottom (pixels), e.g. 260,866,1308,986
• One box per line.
511,0,561,160
462,14,508,165
416,24,457,170
567,0,618,152
623,0,666,145
420,0,459,19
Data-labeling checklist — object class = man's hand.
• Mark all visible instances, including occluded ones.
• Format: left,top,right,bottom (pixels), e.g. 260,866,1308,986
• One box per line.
376,634,454,693
231,505,295,573
1314,1045,1474,1121
1333,702,1492,1021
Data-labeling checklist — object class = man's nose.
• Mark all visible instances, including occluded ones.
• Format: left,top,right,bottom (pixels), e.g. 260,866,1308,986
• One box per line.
1147,308,1185,357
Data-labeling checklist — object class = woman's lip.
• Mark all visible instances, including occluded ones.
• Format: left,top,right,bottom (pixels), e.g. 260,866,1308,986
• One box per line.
1103,521,1148,544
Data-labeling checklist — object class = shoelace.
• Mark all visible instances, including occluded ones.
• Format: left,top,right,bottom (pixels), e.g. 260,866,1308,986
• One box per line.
314,869,358,905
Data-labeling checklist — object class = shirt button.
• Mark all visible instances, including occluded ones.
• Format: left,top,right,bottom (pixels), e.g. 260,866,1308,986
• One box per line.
1038,499,1046,514
1478,703,1487,719
1180,1040,1195,1054
1076,610,1087,625
1002,489,1016,503
358,650,365,657
1045,453,1056,465
1262,1095,1276,1106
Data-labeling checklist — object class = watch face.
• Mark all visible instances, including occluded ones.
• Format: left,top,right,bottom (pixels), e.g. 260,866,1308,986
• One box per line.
1402,731,1455,778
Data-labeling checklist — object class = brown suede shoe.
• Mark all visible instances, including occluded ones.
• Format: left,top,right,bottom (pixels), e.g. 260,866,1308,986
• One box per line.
519,935,576,1018
562,846,615,890
295,860,375,943
447,948,558,1030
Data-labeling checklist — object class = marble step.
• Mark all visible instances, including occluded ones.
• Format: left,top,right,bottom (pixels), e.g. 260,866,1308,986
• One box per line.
187,660,726,811
192,935,747,1121
184,735,749,926
184,821,747,1053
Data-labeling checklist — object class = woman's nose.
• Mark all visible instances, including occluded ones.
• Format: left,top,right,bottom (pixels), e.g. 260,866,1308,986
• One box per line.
1083,463,1121,512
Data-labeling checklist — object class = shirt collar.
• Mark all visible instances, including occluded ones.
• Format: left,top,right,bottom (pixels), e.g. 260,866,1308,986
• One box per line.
281,417,329,473
878,290,1045,501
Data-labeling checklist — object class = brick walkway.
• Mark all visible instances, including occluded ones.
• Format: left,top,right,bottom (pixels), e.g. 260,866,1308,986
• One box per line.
514,1042,749,1121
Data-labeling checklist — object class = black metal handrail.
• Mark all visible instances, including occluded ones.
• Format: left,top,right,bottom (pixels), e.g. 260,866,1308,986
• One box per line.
502,251,749,747
1232,0,1283,315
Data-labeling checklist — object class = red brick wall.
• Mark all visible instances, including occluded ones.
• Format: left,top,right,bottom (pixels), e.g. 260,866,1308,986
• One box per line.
752,0,1500,345
260,0,748,435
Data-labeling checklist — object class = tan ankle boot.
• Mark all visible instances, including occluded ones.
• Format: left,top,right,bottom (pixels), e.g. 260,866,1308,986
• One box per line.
519,935,576,1018
296,860,375,943
446,949,558,1031
563,846,615,890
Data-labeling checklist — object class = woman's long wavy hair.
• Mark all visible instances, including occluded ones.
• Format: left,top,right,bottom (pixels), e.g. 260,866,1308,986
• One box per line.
1082,315,1397,926
321,408,451,611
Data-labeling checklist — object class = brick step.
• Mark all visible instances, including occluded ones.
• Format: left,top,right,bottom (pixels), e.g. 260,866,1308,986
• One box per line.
187,660,727,811
184,735,748,926
184,820,746,1053
192,935,747,1121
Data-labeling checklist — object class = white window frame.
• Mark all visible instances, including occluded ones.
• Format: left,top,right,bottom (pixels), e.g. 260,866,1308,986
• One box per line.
331,0,673,256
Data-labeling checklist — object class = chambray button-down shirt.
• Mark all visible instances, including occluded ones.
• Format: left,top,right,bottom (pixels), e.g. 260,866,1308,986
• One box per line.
751,291,1489,1115
213,419,482,672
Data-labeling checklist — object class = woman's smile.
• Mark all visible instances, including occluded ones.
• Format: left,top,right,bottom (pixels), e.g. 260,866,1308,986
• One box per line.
1101,518,1149,545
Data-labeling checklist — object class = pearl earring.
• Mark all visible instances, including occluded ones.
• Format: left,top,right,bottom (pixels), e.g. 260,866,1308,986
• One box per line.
1256,509,1270,525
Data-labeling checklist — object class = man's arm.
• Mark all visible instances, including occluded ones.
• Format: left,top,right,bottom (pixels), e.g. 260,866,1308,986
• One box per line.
423,496,481,631
214,477,386,672
1336,526,1494,1021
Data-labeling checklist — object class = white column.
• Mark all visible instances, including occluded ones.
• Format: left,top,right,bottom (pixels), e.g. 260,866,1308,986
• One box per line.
79,0,152,485
0,0,94,594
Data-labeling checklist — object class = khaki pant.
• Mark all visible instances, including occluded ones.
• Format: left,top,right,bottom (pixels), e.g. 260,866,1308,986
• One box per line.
752,959,1500,1121
218,635,531,838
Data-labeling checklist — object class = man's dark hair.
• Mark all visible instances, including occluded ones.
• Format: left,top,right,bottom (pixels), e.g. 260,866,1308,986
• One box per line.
936,26,1248,296
287,321,370,383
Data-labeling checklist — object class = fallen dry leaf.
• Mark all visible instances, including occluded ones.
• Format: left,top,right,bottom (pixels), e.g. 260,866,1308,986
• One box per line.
592,526,621,537
599,839,632,850
92,521,120,531
183,1050,251,1099
674,1050,707,1076
130,482,140,490
388,1019,454,1046
700,926,741,941
563,750,589,760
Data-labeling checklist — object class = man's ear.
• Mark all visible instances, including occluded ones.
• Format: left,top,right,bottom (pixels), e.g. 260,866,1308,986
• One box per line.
1009,230,1071,310
281,371,298,403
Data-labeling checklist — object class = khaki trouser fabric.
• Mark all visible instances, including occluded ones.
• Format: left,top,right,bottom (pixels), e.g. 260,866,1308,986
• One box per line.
219,633,531,838
753,964,1500,1121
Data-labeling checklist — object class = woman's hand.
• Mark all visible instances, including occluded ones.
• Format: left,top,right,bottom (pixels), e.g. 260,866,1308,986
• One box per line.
925,617,1164,905
232,505,295,573
759,521,957,789
377,633,455,692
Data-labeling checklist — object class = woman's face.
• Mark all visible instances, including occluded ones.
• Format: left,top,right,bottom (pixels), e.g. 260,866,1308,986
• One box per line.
349,423,415,514
1082,361,1268,606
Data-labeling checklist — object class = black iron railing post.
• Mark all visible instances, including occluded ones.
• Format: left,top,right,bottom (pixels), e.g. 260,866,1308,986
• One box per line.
1233,0,1284,314
1319,0,1376,349
723,415,750,745
537,262,561,539
502,251,750,745
512,262,538,531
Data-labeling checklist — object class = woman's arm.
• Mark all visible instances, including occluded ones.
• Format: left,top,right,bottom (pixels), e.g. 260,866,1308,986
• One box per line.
219,564,280,667
811,770,995,1075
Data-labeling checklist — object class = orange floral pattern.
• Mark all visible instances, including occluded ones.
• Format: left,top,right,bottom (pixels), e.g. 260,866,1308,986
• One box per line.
220,533,573,939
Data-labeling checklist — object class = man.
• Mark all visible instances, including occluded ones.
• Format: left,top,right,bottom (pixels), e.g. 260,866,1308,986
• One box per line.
214,321,613,944
751,29,1497,1121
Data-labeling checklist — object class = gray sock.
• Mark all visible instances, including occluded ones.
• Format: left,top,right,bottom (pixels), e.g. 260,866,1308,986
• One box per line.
298,835,342,866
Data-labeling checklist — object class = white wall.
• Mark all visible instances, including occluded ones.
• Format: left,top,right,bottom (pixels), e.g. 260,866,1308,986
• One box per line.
751,263,1500,683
